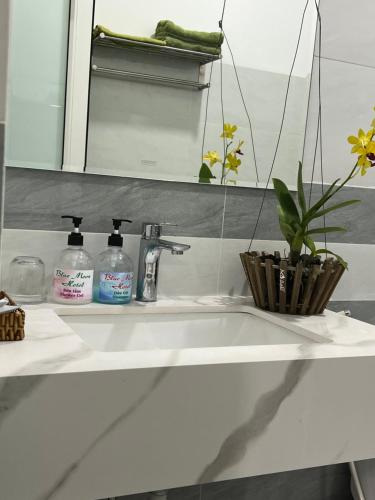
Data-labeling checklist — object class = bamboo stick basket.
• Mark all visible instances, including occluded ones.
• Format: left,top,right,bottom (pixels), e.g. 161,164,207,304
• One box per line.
240,252,345,315
0,291,25,341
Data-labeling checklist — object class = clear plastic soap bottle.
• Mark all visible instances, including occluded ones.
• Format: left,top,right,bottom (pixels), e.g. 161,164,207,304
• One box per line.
94,219,134,304
52,216,94,304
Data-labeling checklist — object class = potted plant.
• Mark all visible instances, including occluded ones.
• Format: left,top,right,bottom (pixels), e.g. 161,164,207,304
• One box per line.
240,109,375,315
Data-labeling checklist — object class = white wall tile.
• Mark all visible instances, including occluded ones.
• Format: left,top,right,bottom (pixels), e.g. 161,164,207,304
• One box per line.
2,230,375,302
0,230,220,299
318,0,375,68
303,57,375,188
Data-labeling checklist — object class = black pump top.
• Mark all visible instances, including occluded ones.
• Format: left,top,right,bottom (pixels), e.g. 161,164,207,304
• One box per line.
108,218,132,247
62,215,84,246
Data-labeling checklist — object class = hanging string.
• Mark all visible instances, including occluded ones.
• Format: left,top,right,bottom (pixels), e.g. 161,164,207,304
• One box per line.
248,0,310,252
316,0,327,251
307,0,326,250
200,0,227,177
222,29,259,184
220,0,227,24
200,61,214,163
219,1,227,184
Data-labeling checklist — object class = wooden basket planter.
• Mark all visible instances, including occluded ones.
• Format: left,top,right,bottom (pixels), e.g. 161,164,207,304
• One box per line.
240,252,345,315
0,291,25,341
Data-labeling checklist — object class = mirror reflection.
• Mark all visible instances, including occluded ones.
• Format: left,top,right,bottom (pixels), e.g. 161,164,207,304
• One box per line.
86,0,317,187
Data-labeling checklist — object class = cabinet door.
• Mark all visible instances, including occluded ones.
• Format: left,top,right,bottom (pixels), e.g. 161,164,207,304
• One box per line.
5,0,70,170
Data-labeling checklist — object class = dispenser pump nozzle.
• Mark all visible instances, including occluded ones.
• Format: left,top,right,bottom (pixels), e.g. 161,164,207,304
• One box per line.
109,219,132,247
61,215,84,245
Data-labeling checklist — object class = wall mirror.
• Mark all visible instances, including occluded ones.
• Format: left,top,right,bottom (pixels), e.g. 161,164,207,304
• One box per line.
5,0,318,189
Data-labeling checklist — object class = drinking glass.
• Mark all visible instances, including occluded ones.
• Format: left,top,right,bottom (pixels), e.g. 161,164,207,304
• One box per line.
8,256,45,304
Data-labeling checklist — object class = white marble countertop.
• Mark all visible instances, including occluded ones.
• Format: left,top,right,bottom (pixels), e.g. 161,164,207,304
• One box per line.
2,296,375,379
3,296,375,500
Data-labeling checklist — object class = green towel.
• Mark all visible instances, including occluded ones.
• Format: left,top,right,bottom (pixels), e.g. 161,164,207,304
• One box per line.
156,35,221,56
93,24,167,46
155,20,223,47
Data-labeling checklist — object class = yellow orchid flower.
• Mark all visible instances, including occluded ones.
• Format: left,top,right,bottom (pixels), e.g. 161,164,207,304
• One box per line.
358,154,372,176
348,127,375,176
221,123,238,140
203,150,222,167
347,128,373,150
225,152,241,174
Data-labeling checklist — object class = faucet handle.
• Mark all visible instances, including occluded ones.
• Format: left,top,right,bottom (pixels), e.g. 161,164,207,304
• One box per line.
142,222,177,239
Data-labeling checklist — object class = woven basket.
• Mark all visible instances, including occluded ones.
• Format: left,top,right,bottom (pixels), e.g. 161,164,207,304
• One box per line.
0,291,25,341
240,251,345,315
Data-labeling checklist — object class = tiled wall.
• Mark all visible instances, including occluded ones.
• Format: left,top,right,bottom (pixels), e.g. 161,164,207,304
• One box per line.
303,0,375,188
108,464,352,500
0,0,9,122
3,166,375,302
1,0,372,498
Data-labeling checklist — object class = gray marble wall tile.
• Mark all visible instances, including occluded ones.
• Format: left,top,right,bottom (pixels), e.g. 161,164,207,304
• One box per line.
0,123,4,281
4,168,225,238
0,122,4,166
5,166,375,244
117,485,201,500
168,485,201,500
223,181,375,244
116,465,351,500
222,185,282,241
306,183,375,245
329,301,375,325
112,494,149,500
202,465,351,500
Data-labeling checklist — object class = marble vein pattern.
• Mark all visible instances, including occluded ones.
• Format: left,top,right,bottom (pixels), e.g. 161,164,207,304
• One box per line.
39,357,178,500
0,345,90,432
197,359,312,483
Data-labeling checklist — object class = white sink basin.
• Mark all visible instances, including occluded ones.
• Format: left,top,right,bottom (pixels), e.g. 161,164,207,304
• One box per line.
60,309,323,352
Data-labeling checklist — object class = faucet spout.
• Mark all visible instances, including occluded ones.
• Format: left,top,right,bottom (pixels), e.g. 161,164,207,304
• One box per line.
136,224,191,302
157,239,191,254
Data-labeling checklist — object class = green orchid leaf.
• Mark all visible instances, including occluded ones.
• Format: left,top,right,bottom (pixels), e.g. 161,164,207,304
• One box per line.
291,228,306,254
297,162,307,215
315,249,348,269
310,199,361,220
304,235,316,254
199,163,216,184
273,178,300,225
278,216,295,245
306,226,347,235
277,205,300,235
303,178,341,223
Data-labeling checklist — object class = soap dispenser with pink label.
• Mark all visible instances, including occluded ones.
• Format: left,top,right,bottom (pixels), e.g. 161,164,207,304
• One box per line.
52,215,94,304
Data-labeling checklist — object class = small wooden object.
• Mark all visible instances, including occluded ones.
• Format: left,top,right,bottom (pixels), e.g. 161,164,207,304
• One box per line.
240,252,345,316
0,291,25,341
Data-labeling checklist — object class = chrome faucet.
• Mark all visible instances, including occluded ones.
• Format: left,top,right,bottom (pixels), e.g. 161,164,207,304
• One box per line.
136,222,191,302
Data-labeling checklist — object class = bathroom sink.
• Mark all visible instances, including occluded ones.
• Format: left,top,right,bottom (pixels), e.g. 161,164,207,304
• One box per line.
60,309,323,352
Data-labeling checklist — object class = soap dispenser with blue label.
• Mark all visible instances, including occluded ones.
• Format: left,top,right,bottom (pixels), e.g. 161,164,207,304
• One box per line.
94,219,134,304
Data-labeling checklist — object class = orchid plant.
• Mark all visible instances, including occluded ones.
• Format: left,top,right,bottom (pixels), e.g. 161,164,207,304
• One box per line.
272,107,375,267
199,123,244,185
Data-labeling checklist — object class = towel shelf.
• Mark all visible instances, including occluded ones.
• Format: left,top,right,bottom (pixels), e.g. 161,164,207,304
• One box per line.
93,33,221,65
91,64,210,90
